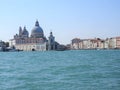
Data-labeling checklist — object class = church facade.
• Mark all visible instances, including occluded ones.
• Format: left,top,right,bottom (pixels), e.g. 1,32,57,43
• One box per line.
9,20,58,51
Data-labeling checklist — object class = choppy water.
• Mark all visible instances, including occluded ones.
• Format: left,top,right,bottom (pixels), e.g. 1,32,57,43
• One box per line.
0,50,120,90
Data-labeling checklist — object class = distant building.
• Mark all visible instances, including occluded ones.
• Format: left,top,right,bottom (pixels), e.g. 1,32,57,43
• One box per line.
71,38,80,49
9,20,60,51
71,38,102,49
116,37,120,49
108,37,116,49
66,44,71,50
0,40,6,51
71,37,120,50
104,38,109,49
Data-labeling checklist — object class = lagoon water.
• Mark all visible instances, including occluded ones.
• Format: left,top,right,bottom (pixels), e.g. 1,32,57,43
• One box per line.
0,50,120,90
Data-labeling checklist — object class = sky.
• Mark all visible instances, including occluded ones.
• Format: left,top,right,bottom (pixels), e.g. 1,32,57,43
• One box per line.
0,0,120,44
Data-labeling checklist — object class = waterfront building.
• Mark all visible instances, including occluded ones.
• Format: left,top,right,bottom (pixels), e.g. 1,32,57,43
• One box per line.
108,37,116,49
66,44,71,50
71,38,80,49
90,39,98,49
104,37,117,49
9,20,59,51
82,39,90,49
0,40,3,51
78,40,83,49
71,37,120,50
104,38,109,49
71,38,104,50
0,40,6,51
116,37,120,49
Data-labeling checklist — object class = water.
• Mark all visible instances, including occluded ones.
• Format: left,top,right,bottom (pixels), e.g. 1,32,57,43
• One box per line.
0,50,120,90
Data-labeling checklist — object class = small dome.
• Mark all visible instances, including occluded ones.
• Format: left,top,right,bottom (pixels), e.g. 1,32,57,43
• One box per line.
21,26,29,38
31,20,44,38
22,26,29,35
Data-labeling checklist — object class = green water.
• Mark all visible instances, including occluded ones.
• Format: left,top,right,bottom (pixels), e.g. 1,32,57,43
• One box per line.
0,50,120,90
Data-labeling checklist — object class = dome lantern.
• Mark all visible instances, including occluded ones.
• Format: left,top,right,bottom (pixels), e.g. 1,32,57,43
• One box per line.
35,20,39,26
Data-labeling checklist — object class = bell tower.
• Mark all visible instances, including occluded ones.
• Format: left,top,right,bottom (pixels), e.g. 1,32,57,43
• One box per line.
48,32,55,50
19,26,22,37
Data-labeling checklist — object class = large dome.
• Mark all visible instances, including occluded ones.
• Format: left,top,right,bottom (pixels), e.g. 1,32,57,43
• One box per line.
31,20,44,38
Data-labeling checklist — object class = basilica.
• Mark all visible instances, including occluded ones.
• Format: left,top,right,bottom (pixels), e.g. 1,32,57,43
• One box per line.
9,20,59,51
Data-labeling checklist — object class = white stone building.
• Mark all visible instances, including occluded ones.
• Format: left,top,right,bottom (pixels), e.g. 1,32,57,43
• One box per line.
9,20,58,51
